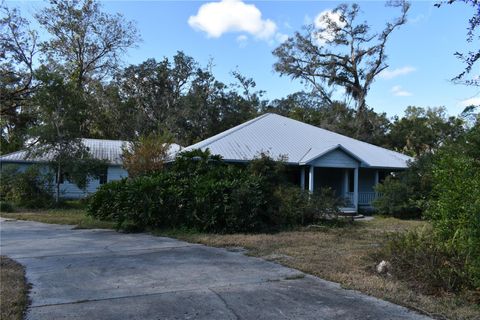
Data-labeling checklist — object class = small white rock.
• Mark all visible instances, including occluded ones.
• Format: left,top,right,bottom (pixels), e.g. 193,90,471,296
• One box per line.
376,260,391,274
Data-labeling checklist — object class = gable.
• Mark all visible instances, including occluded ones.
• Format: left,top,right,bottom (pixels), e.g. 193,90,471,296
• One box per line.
308,149,359,168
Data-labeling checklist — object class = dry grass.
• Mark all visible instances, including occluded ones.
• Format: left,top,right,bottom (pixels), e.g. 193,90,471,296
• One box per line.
0,256,29,320
0,208,115,229
162,218,480,320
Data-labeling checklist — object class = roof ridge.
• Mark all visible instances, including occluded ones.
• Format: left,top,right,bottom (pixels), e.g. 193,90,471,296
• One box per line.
267,113,410,159
187,113,272,150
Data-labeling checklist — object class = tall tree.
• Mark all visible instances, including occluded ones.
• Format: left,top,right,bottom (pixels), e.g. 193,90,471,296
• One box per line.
0,5,38,153
30,69,106,201
35,0,140,90
272,1,409,134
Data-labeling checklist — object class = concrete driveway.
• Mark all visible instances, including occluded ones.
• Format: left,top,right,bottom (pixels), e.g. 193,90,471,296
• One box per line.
0,218,431,320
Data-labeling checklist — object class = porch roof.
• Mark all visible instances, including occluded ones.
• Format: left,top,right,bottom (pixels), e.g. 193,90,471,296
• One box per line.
185,113,412,169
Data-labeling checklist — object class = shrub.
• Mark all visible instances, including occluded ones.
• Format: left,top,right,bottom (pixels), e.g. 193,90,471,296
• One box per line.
425,151,480,288
0,201,14,213
0,165,55,208
373,153,434,218
381,228,475,293
88,150,343,233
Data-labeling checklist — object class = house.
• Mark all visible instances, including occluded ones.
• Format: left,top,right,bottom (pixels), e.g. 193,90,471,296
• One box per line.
0,138,182,199
185,113,412,212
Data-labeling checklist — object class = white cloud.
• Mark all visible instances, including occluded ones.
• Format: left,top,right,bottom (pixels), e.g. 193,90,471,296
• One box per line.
460,97,480,107
188,0,277,41
380,66,416,80
313,10,346,45
391,85,412,97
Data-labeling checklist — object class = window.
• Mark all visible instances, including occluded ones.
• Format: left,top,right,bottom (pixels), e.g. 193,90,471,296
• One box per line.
99,168,108,184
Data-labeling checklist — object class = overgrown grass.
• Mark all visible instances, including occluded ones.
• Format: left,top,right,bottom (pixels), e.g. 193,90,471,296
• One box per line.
0,208,115,229
0,256,29,320
156,217,480,320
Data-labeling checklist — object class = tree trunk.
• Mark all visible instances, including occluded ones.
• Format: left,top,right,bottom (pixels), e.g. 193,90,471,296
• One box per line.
55,165,61,203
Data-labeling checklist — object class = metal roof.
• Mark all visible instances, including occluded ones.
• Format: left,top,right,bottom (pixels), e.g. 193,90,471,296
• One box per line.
0,139,183,166
185,113,412,169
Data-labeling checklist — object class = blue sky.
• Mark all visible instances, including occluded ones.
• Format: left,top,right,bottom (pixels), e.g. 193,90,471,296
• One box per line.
9,0,480,117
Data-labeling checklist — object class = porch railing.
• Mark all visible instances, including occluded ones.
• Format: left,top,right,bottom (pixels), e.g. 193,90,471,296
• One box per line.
344,192,381,207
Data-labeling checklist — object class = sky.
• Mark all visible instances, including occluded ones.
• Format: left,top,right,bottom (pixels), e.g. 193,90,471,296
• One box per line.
7,0,480,118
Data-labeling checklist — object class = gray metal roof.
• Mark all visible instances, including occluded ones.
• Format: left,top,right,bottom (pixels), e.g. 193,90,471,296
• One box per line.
185,113,412,169
0,139,183,166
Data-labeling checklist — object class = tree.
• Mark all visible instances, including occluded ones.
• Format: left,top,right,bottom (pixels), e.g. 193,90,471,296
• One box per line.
1,4,38,153
272,1,409,134
35,0,140,90
121,132,174,178
436,0,480,86
386,106,465,157
30,69,105,201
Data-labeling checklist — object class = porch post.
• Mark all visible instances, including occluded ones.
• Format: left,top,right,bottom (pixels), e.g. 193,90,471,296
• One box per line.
308,165,314,193
343,169,349,196
374,170,380,199
353,167,359,211
300,167,305,190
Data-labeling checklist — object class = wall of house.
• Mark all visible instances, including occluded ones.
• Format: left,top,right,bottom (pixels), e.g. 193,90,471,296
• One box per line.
0,162,128,199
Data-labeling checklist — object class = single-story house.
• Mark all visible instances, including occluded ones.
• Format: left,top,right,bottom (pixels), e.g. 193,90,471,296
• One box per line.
0,138,182,199
185,113,412,212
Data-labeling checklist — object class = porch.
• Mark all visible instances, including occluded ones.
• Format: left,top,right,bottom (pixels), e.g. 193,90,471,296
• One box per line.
296,166,386,213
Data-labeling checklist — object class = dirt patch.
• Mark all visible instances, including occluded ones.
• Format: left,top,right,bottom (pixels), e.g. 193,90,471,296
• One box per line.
0,256,29,320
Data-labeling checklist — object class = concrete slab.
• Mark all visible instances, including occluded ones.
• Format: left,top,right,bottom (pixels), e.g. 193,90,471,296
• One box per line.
0,219,432,320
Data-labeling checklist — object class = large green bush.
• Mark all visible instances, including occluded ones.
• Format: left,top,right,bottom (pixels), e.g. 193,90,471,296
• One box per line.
380,123,480,292
88,150,341,233
0,165,55,208
373,153,434,218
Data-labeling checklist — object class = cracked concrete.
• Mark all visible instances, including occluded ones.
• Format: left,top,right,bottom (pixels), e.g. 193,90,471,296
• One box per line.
0,218,432,320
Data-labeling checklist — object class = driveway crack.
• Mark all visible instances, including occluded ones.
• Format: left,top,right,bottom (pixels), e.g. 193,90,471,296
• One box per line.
208,288,241,320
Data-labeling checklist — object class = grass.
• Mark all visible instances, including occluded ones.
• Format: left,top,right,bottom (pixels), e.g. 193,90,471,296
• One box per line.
0,208,116,229
2,208,478,319
0,256,29,320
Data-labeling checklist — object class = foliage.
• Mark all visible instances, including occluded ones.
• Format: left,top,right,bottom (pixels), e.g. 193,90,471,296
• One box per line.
0,165,55,208
380,123,480,292
88,150,341,233
28,69,108,200
373,153,434,218
0,201,14,212
0,4,38,154
121,132,174,178
35,0,140,89
272,0,409,136
424,130,480,287
109,53,260,144
386,106,465,157
381,227,476,293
